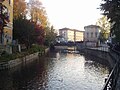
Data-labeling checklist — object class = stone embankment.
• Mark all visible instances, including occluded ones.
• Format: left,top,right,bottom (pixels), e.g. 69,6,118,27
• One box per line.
84,48,115,69
84,47,120,90
0,48,49,70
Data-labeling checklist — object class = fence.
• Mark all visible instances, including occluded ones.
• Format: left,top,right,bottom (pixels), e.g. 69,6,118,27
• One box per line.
102,49,120,90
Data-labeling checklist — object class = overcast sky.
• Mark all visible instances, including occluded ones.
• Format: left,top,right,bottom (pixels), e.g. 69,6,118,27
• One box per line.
27,0,103,30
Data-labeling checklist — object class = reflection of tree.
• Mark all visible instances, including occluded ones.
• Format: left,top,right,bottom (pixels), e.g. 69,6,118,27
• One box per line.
0,3,9,44
84,54,110,75
84,54,110,69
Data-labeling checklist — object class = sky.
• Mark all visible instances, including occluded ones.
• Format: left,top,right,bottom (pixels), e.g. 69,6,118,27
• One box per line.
27,0,103,30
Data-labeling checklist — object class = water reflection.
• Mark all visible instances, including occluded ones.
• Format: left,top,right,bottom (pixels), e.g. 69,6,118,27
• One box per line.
0,51,109,90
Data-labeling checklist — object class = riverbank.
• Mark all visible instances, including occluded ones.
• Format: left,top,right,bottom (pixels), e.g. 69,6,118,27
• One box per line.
84,47,120,90
84,48,115,69
0,48,49,70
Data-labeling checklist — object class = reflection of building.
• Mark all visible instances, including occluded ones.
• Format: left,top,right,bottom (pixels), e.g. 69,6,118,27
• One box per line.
59,28,84,42
84,25,101,47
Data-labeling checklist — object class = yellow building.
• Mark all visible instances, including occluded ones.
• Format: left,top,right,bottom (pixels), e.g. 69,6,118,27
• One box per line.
67,30,74,41
2,0,13,45
75,31,84,41
0,0,13,53
59,28,84,42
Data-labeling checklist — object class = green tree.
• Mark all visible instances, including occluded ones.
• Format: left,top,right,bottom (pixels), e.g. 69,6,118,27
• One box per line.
100,0,120,43
13,18,36,49
44,26,57,46
13,0,48,46
96,16,111,43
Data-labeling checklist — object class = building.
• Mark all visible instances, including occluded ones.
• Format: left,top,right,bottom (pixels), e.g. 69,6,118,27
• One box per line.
0,0,13,53
59,28,84,42
2,0,13,45
84,25,101,47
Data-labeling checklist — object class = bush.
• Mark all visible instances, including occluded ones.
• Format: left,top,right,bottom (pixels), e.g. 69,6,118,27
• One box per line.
0,53,17,62
28,44,46,54
0,44,47,62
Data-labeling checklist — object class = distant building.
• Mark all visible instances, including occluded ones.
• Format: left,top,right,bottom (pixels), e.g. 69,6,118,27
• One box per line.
84,25,101,46
59,28,84,42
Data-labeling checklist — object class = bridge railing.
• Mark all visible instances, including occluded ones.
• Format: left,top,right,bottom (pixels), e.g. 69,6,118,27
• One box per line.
102,49,120,90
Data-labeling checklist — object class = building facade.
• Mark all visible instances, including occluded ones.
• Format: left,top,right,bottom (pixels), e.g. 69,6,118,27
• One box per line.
0,0,13,53
59,28,84,42
2,0,13,45
84,25,101,46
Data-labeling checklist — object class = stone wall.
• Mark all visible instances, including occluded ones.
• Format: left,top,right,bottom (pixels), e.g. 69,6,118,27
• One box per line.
84,48,115,69
0,48,49,70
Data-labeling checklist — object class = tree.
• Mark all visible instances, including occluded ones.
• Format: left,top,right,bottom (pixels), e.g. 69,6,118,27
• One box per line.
100,0,120,43
28,0,48,28
13,0,53,47
27,0,49,45
13,18,36,49
13,0,27,19
35,24,45,45
44,26,57,46
96,16,111,43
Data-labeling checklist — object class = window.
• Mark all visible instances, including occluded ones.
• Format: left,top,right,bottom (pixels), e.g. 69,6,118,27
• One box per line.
95,32,98,37
91,32,93,38
87,32,89,38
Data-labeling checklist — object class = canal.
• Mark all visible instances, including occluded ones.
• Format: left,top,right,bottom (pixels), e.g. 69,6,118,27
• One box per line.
0,50,109,90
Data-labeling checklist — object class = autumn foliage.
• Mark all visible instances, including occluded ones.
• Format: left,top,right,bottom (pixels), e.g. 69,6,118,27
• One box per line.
13,0,26,19
35,24,45,45
13,0,51,47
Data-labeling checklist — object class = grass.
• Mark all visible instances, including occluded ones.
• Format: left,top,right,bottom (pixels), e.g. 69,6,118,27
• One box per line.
0,45,47,63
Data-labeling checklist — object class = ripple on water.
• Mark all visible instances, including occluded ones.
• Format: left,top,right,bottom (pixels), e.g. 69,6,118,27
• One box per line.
0,52,109,90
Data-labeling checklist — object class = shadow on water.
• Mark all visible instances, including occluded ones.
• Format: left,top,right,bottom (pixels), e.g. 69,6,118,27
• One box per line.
0,56,48,90
84,53,111,71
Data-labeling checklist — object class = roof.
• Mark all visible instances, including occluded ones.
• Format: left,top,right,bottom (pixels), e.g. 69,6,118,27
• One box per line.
59,27,84,32
59,27,71,30
84,25,100,29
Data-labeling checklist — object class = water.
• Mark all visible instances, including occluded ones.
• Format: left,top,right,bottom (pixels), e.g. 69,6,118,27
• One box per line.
0,51,109,90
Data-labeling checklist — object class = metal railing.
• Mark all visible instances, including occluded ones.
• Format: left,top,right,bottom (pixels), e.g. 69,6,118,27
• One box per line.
102,61,120,90
102,49,120,90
